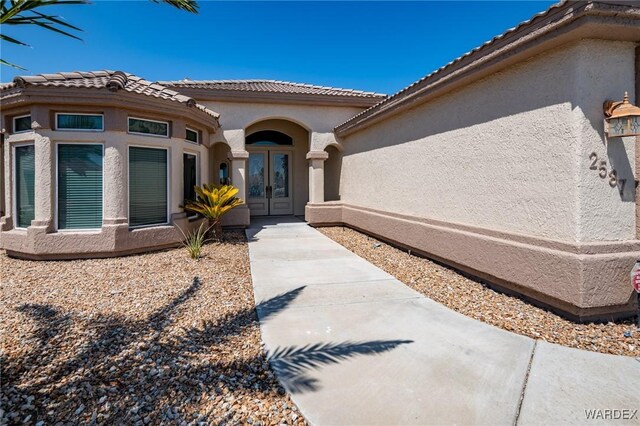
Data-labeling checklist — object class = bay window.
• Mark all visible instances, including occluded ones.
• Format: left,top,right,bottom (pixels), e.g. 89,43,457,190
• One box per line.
129,147,168,227
57,144,103,230
13,144,35,228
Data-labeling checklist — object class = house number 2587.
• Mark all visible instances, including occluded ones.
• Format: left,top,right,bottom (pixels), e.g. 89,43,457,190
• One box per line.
589,152,625,195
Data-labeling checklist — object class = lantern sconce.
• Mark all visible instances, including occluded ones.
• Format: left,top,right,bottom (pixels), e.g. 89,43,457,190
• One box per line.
603,92,640,138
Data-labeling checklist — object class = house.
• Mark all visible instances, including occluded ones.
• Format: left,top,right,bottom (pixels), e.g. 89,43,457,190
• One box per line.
1,0,639,321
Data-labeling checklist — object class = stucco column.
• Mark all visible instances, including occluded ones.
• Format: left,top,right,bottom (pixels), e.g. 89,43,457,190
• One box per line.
32,131,53,231
223,149,250,227
307,150,328,204
229,150,249,200
103,141,128,225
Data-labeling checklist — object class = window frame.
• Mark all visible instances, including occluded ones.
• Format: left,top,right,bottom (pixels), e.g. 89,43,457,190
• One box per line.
183,150,200,220
128,116,170,138
12,142,35,230
54,142,105,232
185,127,199,144
127,145,171,229
55,113,104,132
12,114,32,134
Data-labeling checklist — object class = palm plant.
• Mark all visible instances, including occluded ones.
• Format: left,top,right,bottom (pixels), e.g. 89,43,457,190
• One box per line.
183,184,244,241
1,0,199,69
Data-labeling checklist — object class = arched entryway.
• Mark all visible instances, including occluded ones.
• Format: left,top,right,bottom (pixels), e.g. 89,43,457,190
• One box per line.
245,119,309,216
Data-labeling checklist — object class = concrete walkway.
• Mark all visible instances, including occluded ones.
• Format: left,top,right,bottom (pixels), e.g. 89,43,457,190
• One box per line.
247,217,640,425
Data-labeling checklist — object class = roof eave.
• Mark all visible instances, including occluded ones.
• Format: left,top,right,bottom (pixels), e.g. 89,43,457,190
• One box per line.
334,1,640,137
162,87,386,108
1,86,221,131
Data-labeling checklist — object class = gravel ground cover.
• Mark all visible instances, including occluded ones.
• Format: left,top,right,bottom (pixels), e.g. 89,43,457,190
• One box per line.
318,227,639,357
1,231,305,425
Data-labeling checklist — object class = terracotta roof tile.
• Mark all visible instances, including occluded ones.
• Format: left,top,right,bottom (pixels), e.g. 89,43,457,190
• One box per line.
2,70,220,120
159,79,386,99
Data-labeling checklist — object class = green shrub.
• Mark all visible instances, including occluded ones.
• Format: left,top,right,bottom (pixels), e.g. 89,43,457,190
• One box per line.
177,222,211,259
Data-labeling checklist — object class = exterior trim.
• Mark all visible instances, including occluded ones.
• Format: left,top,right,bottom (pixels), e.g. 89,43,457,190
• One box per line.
306,150,329,160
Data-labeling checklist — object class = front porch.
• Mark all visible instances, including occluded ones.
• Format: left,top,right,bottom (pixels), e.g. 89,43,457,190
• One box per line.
214,118,342,228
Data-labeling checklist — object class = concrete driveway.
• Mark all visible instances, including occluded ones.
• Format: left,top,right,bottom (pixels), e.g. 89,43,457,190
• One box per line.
247,217,640,425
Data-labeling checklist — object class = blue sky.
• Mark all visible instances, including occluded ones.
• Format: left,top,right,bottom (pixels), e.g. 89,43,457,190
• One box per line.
0,1,555,94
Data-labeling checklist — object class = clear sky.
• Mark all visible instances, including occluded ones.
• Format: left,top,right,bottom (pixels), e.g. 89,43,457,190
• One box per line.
0,1,556,94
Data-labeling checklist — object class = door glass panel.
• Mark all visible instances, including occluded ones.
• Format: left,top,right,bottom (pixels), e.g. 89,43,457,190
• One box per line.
272,153,289,198
248,153,265,198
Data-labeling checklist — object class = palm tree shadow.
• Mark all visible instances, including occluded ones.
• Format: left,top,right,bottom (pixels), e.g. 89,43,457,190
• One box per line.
268,340,414,394
4,280,413,423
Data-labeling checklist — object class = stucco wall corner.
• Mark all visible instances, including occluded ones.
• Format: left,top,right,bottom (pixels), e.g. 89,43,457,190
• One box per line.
305,202,343,225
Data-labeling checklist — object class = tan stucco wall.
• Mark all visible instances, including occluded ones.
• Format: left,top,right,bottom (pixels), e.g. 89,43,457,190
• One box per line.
307,39,640,320
197,101,362,152
338,40,637,243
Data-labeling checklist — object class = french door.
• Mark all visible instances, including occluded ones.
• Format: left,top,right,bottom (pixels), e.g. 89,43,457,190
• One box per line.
247,150,293,216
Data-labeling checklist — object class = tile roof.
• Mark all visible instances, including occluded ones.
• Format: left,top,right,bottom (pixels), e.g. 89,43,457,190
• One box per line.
1,70,220,119
334,0,640,134
159,79,387,99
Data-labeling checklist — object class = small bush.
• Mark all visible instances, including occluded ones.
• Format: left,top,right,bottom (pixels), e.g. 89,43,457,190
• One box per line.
177,222,211,259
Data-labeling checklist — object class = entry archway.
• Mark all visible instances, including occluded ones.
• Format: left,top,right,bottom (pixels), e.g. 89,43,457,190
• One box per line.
245,119,309,216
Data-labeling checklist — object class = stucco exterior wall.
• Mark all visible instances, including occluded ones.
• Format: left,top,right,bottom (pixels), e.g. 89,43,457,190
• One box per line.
339,40,637,243
573,41,637,242
198,101,362,151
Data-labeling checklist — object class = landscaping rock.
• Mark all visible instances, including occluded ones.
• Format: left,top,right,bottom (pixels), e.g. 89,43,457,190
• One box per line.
0,231,306,425
319,226,639,357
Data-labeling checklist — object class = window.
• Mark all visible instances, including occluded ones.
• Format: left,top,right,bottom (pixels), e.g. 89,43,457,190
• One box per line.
13,115,31,133
246,130,293,146
129,147,168,227
128,117,169,137
185,128,199,144
57,144,103,230
56,113,103,131
183,153,198,218
14,144,35,228
219,162,229,185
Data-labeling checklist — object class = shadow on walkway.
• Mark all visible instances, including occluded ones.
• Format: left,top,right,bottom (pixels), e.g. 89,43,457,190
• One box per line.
3,280,410,423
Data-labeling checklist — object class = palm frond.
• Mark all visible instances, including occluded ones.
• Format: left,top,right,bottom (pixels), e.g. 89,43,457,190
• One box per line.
150,0,198,13
0,58,27,70
0,33,30,46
